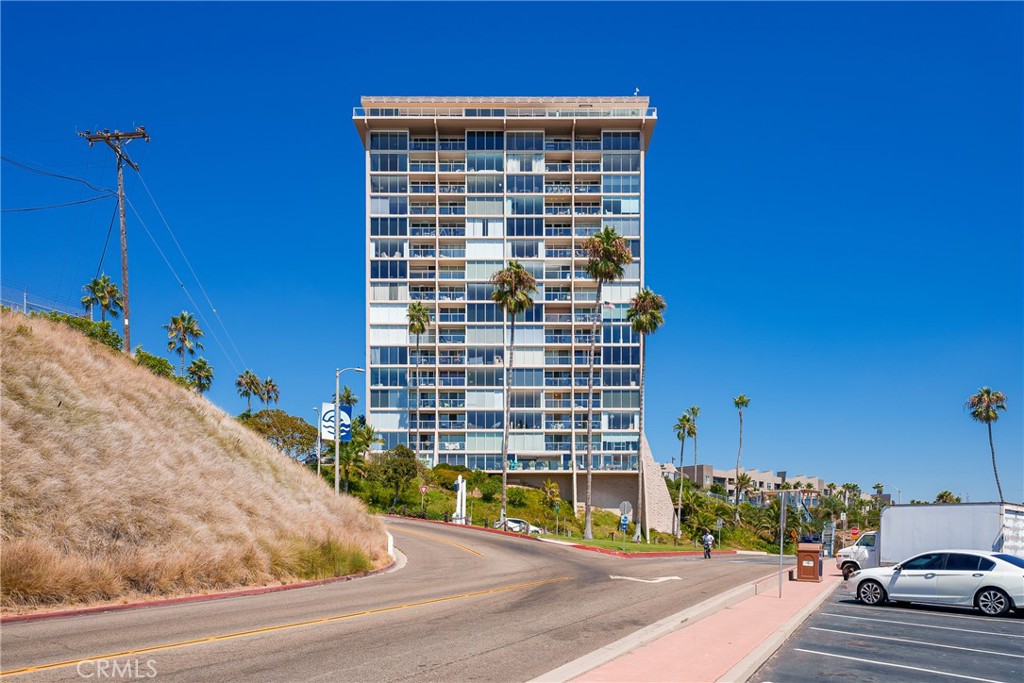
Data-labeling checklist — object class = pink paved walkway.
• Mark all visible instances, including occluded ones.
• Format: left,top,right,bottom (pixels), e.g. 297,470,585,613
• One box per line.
575,569,843,683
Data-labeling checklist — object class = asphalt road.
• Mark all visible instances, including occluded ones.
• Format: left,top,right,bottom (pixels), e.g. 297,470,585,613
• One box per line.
1,519,779,682
752,584,1024,683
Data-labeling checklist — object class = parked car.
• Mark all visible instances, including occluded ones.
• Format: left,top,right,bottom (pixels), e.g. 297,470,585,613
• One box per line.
494,518,542,534
842,549,1024,616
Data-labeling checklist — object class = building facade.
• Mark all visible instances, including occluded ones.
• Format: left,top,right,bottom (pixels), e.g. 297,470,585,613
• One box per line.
353,96,671,526
679,464,826,505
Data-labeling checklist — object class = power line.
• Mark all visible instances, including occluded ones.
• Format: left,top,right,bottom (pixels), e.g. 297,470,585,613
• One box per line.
136,171,248,372
94,201,120,279
1,193,116,212
124,195,242,378
1,155,113,193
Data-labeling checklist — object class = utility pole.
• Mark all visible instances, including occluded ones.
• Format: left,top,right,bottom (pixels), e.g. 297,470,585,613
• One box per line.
78,127,150,354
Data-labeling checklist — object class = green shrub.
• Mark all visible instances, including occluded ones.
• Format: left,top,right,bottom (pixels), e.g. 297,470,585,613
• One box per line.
478,476,500,502
134,346,175,378
507,487,527,507
34,312,122,352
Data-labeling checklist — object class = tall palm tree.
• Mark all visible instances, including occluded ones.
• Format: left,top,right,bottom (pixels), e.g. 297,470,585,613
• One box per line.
164,311,204,376
407,302,430,460
687,405,700,483
340,421,383,493
966,387,1007,503
81,274,123,323
338,385,359,410
733,394,750,517
235,370,262,413
490,260,537,526
581,226,633,540
672,412,692,538
626,288,665,541
187,357,214,395
261,377,280,406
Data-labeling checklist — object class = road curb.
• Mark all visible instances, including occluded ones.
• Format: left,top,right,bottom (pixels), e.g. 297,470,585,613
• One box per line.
716,576,842,683
0,559,397,624
528,569,780,683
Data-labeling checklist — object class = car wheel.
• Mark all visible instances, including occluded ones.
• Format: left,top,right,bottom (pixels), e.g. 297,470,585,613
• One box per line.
857,580,886,606
976,588,1011,617
842,564,857,581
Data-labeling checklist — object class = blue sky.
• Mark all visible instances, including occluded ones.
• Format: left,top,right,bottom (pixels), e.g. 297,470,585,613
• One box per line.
2,2,1021,504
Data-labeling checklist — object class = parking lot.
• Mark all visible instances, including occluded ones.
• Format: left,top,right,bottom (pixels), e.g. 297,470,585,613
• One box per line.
753,584,1024,683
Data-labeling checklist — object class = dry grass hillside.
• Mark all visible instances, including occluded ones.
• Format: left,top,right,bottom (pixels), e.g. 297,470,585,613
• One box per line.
0,310,388,612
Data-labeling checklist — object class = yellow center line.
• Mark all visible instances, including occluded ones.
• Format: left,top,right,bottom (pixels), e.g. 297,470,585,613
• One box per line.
0,576,572,677
389,525,485,557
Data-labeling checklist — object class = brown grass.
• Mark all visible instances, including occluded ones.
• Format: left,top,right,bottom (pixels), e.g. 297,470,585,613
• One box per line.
0,311,388,612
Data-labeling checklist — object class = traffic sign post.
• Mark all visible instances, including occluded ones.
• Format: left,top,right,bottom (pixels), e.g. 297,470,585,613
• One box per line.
619,514,629,551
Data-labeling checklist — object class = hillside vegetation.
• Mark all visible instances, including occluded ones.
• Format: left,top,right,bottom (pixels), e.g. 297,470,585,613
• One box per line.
0,311,388,612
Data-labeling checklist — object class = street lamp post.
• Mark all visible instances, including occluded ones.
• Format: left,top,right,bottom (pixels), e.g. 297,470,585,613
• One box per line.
335,367,365,495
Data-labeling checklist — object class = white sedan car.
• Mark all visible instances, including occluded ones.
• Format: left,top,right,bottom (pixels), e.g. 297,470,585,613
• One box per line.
494,518,542,534
843,549,1024,617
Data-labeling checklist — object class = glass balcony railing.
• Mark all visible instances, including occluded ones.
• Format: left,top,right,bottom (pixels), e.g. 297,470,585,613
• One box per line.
545,378,571,387
545,227,571,237
409,141,437,151
409,271,437,280
438,355,465,364
544,399,571,408
544,185,572,194
410,227,437,237
574,206,600,215
574,141,602,151
544,441,571,452
544,271,572,280
544,312,571,321
410,185,436,194
438,140,466,151
545,206,572,216
409,291,435,301
409,249,436,258
574,185,601,193
546,249,572,259
544,420,570,430
544,356,571,365
439,206,466,215
575,226,599,237
438,334,466,344
574,162,601,172
410,206,436,215
416,398,436,408
438,312,465,323
545,163,570,172
439,162,466,172
545,140,572,151
438,398,465,409
545,334,571,344
439,271,465,280
437,291,465,301
439,185,466,193
410,163,436,172
440,227,466,237
439,420,466,430
439,248,466,258
411,356,436,365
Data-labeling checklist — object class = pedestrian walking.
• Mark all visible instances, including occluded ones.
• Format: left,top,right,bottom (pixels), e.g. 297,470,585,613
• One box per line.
702,530,715,559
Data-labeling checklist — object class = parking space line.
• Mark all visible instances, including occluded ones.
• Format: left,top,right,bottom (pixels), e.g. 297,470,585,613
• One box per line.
792,649,1010,683
809,627,1024,658
820,613,1024,638
835,603,1024,626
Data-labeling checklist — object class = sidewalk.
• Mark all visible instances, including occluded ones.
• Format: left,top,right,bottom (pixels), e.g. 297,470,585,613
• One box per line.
534,568,843,683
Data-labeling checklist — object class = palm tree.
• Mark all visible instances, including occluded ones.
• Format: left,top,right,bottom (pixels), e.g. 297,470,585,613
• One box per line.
340,420,383,493
966,387,1007,503
934,490,962,504
542,479,560,508
407,302,430,461
81,274,123,323
490,260,537,527
733,394,750,517
581,226,633,540
338,385,359,410
261,377,280,406
672,412,692,538
235,370,262,413
735,472,754,504
164,311,204,376
686,405,700,483
625,288,666,542
187,357,214,395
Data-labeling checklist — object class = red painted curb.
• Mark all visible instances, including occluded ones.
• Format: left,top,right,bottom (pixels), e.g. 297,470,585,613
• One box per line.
0,560,396,624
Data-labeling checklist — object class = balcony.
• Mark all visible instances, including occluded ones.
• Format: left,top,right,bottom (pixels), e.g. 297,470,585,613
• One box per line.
544,355,571,365
409,270,437,280
439,248,466,258
544,440,571,452
439,420,466,430
410,162,436,173
416,398,436,408
574,162,601,173
409,140,437,151
410,205,436,215
544,399,571,408
545,334,571,344
544,420,570,430
575,226,599,237
544,313,571,322
410,226,436,237
438,140,466,151
439,184,466,194
545,163,570,173
545,140,572,151
545,227,571,237
439,205,466,215
545,206,572,216
411,356,437,365
409,248,436,258
574,205,600,215
409,291,435,301
439,162,466,173
544,270,572,280
574,140,602,151
438,334,466,344
438,398,465,409
544,185,572,194
574,184,601,194
439,227,466,237
410,185,436,194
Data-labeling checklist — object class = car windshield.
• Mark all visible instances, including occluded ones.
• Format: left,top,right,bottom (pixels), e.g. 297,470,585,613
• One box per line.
994,553,1024,569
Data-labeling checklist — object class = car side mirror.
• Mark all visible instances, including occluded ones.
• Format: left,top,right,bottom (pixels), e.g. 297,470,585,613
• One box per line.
893,564,902,571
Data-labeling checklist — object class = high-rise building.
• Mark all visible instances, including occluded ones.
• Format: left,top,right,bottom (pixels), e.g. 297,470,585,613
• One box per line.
354,97,671,527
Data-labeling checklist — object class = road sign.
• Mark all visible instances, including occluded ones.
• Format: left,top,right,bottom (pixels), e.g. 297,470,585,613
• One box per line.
619,501,632,516
554,502,560,514
619,515,629,531
840,512,847,521
420,485,427,494
716,517,723,530
850,526,860,539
